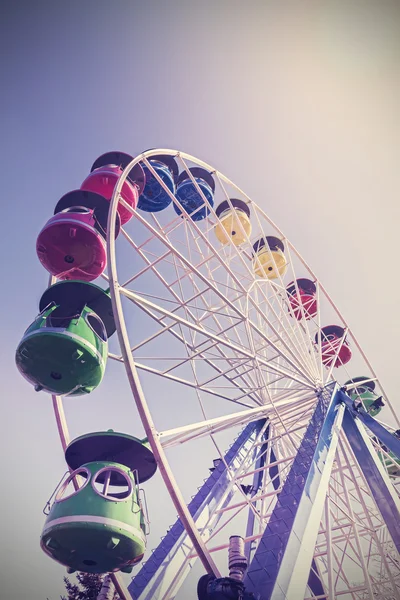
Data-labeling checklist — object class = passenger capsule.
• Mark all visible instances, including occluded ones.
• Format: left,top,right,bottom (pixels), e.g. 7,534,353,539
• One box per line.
344,376,384,417
138,154,178,212
41,430,157,573
252,236,287,280
286,279,317,320
36,191,121,282
315,325,352,368
382,453,400,477
174,167,215,221
81,152,145,225
373,433,400,478
15,281,115,396
214,199,251,246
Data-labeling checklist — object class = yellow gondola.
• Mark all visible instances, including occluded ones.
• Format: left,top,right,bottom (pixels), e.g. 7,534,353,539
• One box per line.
252,236,287,280
214,199,251,246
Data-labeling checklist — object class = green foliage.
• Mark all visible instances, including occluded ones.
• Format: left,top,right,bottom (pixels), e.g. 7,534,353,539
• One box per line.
61,572,119,599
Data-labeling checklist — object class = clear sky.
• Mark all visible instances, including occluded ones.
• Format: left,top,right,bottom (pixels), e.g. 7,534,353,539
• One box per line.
1,1,399,599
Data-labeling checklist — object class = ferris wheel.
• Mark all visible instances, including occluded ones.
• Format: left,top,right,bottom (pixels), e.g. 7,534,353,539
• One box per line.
16,149,400,600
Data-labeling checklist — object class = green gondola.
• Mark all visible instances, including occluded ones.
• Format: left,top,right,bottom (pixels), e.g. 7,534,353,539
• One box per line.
373,431,400,478
16,281,115,396
381,450,400,477
344,376,384,417
41,430,157,574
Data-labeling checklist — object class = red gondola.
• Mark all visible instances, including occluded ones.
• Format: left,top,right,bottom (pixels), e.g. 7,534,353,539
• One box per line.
315,325,352,368
286,279,317,320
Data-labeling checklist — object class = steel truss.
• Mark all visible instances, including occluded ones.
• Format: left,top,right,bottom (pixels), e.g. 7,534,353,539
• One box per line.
128,387,400,599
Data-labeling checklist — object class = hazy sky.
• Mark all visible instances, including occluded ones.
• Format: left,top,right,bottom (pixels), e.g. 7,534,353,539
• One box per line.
1,2,399,599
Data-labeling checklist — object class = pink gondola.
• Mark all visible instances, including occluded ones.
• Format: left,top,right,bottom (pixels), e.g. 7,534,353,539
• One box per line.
36,190,120,282
80,152,145,225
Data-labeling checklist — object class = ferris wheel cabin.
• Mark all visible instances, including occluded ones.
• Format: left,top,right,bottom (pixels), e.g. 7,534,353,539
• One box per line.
138,154,178,212
344,376,384,417
252,236,287,280
315,325,352,368
174,167,215,221
36,190,121,282
214,199,252,246
286,278,317,320
80,151,145,225
378,437,400,478
15,281,115,396
382,453,400,477
41,430,157,574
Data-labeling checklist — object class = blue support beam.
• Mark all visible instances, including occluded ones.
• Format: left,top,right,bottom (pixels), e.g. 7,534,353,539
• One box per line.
342,408,400,553
129,388,400,600
338,389,400,458
129,419,266,599
245,426,270,561
243,427,325,598
245,385,344,600
307,560,325,598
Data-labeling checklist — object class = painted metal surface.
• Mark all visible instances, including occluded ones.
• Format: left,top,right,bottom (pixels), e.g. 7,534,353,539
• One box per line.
174,176,214,221
244,427,270,561
253,247,287,281
214,203,252,246
36,210,107,282
338,389,400,458
138,160,175,212
342,409,400,553
243,428,325,598
107,159,222,579
244,385,343,600
41,460,146,574
129,419,266,599
81,164,139,225
50,392,132,600
342,378,383,417
16,304,108,396
307,559,325,598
